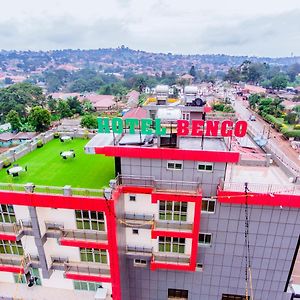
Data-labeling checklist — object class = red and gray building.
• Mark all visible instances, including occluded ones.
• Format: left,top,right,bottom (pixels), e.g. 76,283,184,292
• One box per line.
0,85,299,300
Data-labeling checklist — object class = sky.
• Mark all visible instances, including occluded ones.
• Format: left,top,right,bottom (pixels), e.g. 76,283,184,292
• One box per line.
0,0,300,57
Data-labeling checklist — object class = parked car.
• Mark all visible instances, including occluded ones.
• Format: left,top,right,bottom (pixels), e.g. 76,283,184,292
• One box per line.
249,115,256,121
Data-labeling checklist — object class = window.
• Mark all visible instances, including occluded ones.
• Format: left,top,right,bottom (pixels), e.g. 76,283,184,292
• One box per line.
76,210,105,231
182,113,190,121
201,198,216,213
168,288,188,299
0,204,16,223
159,237,185,254
159,201,187,221
14,268,41,286
132,229,139,235
129,195,136,201
198,233,212,246
74,280,102,291
167,161,183,170
196,263,203,271
133,259,147,267
197,162,213,172
0,240,23,255
222,294,249,300
80,248,107,264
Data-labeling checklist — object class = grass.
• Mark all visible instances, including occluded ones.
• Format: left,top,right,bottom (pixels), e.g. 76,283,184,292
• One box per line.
0,138,115,189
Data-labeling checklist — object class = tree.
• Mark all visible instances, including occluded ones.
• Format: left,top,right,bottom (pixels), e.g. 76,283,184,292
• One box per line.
5,110,21,131
83,100,95,113
67,97,83,115
57,100,73,119
271,74,288,90
47,97,58,113
248,94,261,109
80,114,97,129
189,65,196,78
28,106,51,132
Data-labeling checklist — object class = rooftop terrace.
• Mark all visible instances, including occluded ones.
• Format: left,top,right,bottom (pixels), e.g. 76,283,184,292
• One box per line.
0,138,115,189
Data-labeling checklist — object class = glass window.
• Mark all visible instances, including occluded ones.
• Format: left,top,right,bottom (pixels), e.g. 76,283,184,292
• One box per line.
132,229,139,235
167,161,183,170
168,289,188,299
129,195,136,201
197,162,214,172
80,248,108,264
158,237,185,254
198,233,212,246
0,240,23,255
159,201,187,222
73,280,102,291
75,210,105,231
0,205,16,223
201,198,216,213
133,259,147,267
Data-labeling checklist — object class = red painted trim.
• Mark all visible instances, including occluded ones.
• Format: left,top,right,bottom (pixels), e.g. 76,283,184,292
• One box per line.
150,261,194,271
0,191,110,211
106,189,121,300
0,233,17,241
218,189,300,208
190,197,201,270
65,272,111,283
0,265,24,274
95,146,240,163
152,192,201,203
151,230,193,239
120,186,153,194
60,239,109,250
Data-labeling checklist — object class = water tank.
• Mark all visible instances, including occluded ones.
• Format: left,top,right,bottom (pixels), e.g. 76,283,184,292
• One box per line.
184,86,198,94
155,85,169,94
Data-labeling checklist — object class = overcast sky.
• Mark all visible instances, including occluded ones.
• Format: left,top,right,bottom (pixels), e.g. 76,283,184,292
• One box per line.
0,0,300,57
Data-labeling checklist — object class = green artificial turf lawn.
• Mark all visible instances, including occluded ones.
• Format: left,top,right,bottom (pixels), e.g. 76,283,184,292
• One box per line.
0,138,115,189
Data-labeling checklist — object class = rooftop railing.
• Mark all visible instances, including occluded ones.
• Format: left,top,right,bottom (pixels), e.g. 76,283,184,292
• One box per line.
116,175,201,194
0,183,104,198
222,181,300,195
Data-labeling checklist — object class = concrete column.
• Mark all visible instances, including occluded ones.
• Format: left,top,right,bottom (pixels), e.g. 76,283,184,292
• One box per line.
63,185,72,196
28,206,52,279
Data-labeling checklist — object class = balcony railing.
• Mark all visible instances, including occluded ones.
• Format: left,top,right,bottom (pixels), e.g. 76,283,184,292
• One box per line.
0,183,103,198
45,223,107,242
64,261,110,277
154,221,193,232
124,213,154,221
0,253,39,271
126,246,153,257
222,181,300,195
0,221,33,239
116,175,200,194
152,253,190,265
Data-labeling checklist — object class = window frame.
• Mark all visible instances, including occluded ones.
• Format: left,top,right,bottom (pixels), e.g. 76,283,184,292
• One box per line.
133,259,147,267
201,198,216,213
196,262,204,271
80,248,108,264
14,268,42,285
159,201,187,222
75,210,106,231
0,240,24,255
132,229,139,235
129,195,136,202
73,280,102,291
198,232,212,247
0,204,16,223
167,160,183,171
158,236,185,254
197,162,214,172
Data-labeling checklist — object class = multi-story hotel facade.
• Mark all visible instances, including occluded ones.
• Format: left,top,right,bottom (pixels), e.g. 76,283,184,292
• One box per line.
0,85,299,300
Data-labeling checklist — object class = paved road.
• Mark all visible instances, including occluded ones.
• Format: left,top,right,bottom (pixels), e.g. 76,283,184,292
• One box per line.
232,97,300,174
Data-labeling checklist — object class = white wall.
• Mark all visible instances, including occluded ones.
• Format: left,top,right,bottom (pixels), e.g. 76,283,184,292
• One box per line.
43,238,81,269
21,236,38,256
0,272,14,283
13,205,30,222
125,228,153,249
42,270,74,290
187,202,195,223
36,208,77,236
124,193,158,217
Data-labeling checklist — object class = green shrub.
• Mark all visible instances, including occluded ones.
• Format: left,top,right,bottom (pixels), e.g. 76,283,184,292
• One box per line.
263,114,283,130
293,124,300,130
53,132,60,139
37,140,43,148
2,159,11,168
282,129,300,138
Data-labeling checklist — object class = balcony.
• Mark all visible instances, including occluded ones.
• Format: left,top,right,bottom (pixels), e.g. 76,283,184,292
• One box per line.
124,213,154,229
0,221,33,241
116,175,201,194
45,223,108,248
151,252,192,271
153,221,193,234
126,246,152,257
0,253,39,273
